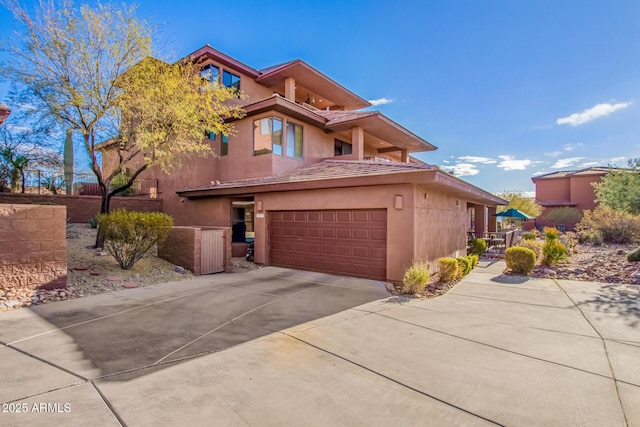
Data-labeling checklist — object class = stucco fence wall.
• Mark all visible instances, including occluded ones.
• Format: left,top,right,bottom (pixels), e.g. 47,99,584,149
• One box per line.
0,204,67,291
158,226,232,275
0,194,162,223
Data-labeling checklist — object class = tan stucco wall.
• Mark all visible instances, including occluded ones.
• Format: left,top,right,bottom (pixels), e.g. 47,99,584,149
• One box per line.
413,185,468,270
535,178,570,202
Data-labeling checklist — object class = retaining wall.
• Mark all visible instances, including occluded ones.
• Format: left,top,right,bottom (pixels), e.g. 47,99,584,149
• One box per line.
0,204,67,290
0,193,162,223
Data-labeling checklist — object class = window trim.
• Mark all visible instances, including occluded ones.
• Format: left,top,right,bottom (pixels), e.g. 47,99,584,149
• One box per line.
253,116,283,156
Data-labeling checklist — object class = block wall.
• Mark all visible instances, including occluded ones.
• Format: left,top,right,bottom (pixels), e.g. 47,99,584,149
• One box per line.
0,194,162,223
0,204,67,290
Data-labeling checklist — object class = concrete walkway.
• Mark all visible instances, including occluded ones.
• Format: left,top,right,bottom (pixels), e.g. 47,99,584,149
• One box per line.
1,262,639,426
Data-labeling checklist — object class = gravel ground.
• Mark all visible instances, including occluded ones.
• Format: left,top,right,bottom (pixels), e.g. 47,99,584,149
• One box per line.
0,224,259,312
531,243,640,284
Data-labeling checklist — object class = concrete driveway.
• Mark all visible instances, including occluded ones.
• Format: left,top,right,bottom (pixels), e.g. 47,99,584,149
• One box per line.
1,262,639,426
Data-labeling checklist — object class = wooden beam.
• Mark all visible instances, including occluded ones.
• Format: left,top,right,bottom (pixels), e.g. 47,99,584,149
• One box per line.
377,146,401,153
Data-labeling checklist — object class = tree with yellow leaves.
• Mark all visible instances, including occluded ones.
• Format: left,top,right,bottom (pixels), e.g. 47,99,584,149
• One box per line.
0,0,243,219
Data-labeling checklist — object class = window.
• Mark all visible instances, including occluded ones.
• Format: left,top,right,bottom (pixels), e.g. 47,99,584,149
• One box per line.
221,134,229,156
223,70,240,91
334,139,352,156
254,117,282,156
286,122,303,159
200,64,220,83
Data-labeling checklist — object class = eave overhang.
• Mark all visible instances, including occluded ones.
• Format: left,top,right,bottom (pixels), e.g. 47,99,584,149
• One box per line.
325,112,437,153
182,45,261,78
256,60,370,110
177,167,506,207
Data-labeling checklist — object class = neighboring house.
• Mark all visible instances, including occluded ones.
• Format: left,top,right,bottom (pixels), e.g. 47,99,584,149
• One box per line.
0,104,10,125
100,45,506,283
532,167,613,230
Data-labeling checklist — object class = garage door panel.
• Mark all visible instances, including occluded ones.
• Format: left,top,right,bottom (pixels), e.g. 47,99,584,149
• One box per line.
322,228,335,238
337,229,351,239
371,229,386,241
269,209,387,281
353,229,369,240
336,245,351,256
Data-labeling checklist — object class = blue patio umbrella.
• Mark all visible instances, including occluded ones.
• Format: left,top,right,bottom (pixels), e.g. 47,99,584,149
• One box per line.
493,208,535,220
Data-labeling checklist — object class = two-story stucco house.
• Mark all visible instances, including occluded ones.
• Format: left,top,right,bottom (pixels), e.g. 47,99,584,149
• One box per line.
532,167,614,231
102,45,506,284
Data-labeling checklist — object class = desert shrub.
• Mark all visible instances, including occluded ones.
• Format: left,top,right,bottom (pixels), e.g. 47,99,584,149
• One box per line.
468,238,486,256
517,239,543,263
469,254,479,268
111,173,135,196
438,257,459,282
559,231,578,255
546,207,583,228
576,207,640,244
402,260,430,294
542,240,567,265
628,247,640,262
521,232,536,241
456,256,472,277
505,247,536,275
89,215,99,229
98,209,173,269
543,227,561,241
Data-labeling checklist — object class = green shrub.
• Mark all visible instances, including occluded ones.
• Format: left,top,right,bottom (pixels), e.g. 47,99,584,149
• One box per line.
542,240,567,266
456,256,472,277
111,173,135,196
98,209,173,269
469,254,479,268
468,238,486,256
402,260,430,294
517,239,543,263
521,232,537,241
505,247,536,275
628,247,640,262
576,207,640,244
543,227,561,241
89,215,99,229
438,257,458,282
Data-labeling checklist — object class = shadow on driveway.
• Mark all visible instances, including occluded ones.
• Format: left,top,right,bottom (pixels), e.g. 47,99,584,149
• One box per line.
2,268,389,382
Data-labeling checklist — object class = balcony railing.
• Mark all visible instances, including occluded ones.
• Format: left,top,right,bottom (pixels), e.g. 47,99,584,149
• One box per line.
0,169,158,198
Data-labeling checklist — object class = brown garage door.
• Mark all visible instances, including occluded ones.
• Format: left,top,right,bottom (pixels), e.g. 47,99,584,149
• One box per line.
269,209,387,281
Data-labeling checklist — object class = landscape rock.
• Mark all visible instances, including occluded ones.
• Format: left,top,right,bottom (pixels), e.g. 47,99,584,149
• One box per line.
175,266,186,274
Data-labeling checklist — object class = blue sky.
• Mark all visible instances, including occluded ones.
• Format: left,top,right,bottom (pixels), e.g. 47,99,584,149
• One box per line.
2,0,640,194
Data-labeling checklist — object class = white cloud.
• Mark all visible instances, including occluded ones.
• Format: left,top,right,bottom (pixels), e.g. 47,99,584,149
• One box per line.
563,142,583,151
551,157,586,169
367,98,393,106
440,163,479,176
458,155,496,164
580,161,599,168
497,155,532,171
442,159,450,164
520,191,536,198
544,151,562,157
610,157,626,163
532,171,547,176
557,102,631,126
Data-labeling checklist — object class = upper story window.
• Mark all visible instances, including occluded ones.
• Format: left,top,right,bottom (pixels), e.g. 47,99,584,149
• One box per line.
200,64,220,83
254,117,282,156
223,70,240,91
334,138,352,156
286,122,303,159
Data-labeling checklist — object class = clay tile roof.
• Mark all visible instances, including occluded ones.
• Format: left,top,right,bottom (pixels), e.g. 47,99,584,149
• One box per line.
532,167,614,180
258,60,298,76
314,109,379,126
184,159,432,192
